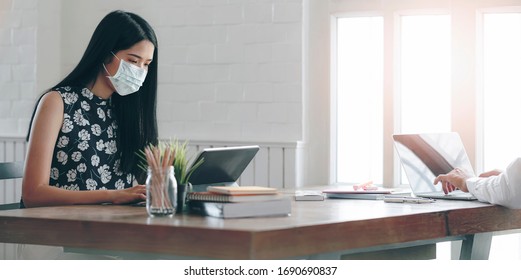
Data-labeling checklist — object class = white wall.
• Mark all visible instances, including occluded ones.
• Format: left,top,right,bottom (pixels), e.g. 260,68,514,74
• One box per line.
36,0,61,97
58,0,303,143
302,0,331,185
0,0,38,136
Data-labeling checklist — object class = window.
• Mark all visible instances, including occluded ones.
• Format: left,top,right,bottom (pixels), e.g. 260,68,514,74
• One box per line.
333,14,451,185
482,12,521,171
334,16,383,184
399,15,451,134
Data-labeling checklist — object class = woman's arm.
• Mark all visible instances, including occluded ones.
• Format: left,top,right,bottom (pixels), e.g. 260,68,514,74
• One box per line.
435,158,521,209
466,158,521,209
22,91,145,208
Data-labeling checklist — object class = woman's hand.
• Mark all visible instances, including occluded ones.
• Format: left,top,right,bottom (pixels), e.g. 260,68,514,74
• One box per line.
433,168,473,194
110,185,146,205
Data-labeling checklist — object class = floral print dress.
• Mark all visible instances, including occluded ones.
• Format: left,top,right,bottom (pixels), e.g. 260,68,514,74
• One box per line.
49,86,133,191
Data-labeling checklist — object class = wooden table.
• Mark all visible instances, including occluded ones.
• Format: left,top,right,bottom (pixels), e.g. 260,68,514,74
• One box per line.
1,198,521,259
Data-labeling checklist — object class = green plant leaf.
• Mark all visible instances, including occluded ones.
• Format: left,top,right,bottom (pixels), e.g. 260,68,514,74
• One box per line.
136,138,205,185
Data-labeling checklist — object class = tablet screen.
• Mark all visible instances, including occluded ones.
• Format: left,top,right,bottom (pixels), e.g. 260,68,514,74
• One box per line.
188,145,260,185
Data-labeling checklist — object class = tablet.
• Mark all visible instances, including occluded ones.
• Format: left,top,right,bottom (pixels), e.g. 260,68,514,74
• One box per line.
187,145,260,186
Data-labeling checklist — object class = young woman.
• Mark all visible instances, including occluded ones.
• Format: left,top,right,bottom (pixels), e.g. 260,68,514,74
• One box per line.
22,10,159,208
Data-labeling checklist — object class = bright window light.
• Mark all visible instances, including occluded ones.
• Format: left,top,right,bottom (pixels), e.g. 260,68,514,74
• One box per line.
400,15,451,133
482,13,521,171
399,15,451,184
336,17,383,184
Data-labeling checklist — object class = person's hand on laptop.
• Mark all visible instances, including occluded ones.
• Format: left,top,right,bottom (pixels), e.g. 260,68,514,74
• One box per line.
434,168,473,194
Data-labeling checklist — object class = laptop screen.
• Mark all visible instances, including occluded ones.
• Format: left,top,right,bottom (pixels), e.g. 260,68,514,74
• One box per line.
393,133,475,194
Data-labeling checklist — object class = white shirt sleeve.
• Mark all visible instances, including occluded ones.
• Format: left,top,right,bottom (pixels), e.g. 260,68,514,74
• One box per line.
466,157,521,209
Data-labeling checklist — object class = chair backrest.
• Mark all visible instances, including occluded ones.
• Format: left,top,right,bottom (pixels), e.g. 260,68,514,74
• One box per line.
0,161,24,210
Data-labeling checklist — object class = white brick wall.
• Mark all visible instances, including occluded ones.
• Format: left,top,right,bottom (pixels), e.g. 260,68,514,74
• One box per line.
0,0,38,136
55,0,304,143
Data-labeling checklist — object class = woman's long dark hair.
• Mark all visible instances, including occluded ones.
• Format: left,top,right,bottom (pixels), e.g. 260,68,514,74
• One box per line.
27,10,159,181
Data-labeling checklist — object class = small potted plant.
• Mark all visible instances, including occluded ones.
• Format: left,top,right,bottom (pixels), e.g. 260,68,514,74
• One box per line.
137,139,203,214
169,139,204,213
169,139,204,187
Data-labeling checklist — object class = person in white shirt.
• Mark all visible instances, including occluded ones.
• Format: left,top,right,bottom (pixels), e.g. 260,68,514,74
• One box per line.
434,158,521,209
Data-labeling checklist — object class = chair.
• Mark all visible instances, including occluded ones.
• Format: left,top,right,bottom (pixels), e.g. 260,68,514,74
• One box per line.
0,162,24,210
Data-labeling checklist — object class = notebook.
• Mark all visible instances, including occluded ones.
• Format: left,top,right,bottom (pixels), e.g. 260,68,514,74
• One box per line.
392,132,477,200
187,192,284,203
207,186,278,195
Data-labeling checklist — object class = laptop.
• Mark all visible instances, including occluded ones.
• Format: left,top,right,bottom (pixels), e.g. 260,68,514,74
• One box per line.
392,132,477,200
187,145,260,191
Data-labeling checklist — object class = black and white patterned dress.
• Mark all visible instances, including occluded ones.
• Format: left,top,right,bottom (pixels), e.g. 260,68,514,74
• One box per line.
49,86,133,191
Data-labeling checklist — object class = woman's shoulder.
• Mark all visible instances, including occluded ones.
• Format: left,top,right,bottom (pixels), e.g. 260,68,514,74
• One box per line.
34,91,64,120
39,90,63,108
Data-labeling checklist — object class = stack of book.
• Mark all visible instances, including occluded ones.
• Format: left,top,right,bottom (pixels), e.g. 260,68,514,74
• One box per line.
186,186,292,218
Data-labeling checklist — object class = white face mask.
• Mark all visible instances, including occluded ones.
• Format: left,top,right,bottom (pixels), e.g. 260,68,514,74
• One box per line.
103,52,148,96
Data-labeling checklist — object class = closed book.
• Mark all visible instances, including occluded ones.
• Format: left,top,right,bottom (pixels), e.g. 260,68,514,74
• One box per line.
187,198,292,218
207,186,278,195
187,191,284,203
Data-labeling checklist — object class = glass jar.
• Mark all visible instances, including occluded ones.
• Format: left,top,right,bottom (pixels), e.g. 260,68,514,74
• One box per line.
146,166,177,217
